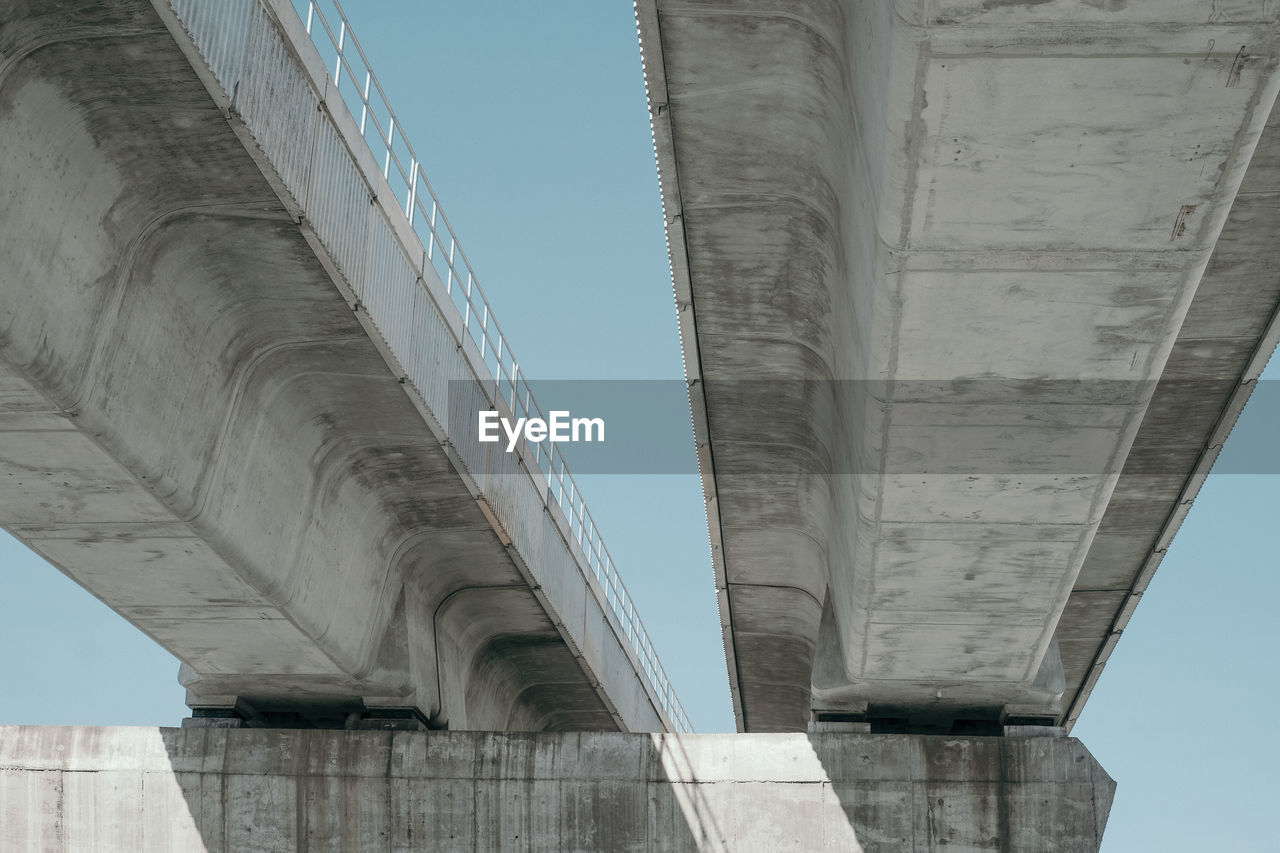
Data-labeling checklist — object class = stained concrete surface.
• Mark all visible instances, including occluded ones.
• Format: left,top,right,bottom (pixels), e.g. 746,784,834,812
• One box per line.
0,0,666,732
637,0,1280,730
0,726,1114,852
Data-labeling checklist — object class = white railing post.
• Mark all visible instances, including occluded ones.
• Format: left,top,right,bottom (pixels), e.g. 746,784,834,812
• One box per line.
333,20,345,86
383,116,394,177
406,162,417,224
359,72,370,134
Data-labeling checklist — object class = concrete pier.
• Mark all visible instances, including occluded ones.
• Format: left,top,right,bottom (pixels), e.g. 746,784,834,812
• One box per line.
0,726,1113,851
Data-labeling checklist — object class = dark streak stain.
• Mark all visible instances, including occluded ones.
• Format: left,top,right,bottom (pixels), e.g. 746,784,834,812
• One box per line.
982,0,1052,9
1171,204,1196,240
1227,46,1247,88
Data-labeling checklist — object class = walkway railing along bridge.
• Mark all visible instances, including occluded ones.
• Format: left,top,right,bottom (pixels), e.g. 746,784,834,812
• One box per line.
295,0,692,732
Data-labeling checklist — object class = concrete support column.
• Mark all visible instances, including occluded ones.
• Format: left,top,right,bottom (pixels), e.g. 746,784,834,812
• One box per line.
0,726,1113,851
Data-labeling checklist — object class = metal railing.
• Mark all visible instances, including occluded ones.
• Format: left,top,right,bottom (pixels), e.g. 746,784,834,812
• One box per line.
290,0,691,733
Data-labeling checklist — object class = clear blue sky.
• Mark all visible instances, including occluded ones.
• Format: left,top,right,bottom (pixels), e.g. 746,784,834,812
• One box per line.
1,2,1277,850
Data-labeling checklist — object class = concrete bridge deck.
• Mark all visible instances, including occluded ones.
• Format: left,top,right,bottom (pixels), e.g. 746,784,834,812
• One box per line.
0,0,684,733
636,0,1280,732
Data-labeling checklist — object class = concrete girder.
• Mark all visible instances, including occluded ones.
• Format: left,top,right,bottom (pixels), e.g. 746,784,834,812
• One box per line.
0,0,664,732
637,0,1280,729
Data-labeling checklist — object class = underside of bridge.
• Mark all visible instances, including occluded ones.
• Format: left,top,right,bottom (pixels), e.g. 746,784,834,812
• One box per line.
638,0,1280,732
0,0,669,733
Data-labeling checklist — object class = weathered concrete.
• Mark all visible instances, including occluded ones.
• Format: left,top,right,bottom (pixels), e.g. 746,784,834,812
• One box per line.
0,0,670,731
0,726,1114,851
638,0,1280,730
